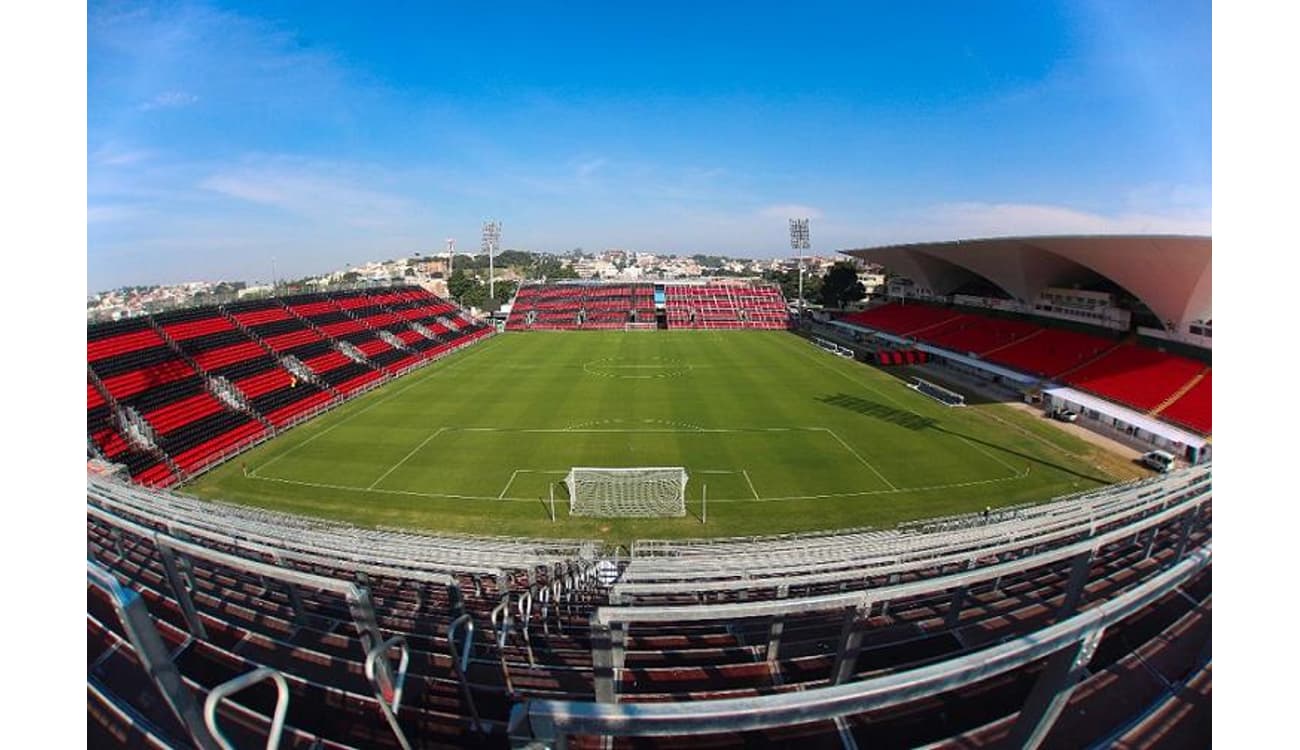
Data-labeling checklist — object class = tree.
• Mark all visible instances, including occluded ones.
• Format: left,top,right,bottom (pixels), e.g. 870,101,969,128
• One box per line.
819,261,867,309
461,282,488,309
492,279,519,305
446,269,477,304
497,250,532,268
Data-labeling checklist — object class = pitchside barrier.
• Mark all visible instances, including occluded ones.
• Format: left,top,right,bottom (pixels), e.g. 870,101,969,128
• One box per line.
910,377,966,407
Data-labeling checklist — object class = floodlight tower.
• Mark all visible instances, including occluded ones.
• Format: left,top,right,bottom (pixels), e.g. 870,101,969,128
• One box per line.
445,238,456,276
482,220,502,301
789,218,811,312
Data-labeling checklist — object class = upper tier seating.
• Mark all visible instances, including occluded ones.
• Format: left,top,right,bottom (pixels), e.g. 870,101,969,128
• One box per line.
1155,372,1212,435
841,303,963,337
981,327,1116,378
1063,344,1207,413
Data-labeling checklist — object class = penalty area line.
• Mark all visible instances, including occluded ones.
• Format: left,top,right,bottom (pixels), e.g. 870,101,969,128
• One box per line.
368,427,447,490
818,427,897,490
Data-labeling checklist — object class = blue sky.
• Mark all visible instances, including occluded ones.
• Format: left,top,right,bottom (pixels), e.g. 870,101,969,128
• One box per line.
87,0,1211,291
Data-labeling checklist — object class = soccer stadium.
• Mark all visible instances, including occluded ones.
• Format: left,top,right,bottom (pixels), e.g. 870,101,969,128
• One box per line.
86,233,1211,748
79,1,1221,746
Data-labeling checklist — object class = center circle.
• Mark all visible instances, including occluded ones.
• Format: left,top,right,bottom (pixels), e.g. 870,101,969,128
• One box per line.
583,357,692,379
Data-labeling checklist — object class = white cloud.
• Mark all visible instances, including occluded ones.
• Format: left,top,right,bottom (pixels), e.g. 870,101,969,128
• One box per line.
925,201,1211,238
87,204,142,224
199,158,418,229
139,90,199,111
574,157,608,179
92,144,155,166
758,203,824,220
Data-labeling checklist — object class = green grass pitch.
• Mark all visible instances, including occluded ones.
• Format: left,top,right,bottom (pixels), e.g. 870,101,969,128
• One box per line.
187,331,1142,543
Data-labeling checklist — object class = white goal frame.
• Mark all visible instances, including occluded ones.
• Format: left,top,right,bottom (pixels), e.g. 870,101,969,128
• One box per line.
624,322,658,331
565,466,689,517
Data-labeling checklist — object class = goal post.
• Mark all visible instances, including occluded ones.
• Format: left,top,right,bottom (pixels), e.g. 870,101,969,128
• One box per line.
565,467,689,518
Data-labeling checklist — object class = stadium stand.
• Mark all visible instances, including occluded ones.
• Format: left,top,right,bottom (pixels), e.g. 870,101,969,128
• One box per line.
839,301,1212,435
663,282,788,329
1061,344,1207,413
1155,371,1213,436
87,464,1210,748
507,281,788,331
88,285,492,483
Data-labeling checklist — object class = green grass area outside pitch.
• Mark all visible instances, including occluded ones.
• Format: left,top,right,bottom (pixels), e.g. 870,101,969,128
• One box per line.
187,331,1142,544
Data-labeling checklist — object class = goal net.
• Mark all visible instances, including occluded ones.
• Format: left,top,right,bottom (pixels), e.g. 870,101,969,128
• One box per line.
565,467,689,517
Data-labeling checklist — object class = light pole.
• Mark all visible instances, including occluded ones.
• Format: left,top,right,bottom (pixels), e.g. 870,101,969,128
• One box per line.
271,256,277,289
789,218,810,312
482,220,501,302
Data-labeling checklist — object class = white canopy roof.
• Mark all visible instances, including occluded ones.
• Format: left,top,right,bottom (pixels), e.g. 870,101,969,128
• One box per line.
841,235,1211,332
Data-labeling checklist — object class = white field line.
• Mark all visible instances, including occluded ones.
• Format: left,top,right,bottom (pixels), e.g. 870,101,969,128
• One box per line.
367,427,447,490
789,335,1104,482
954,435,1026,477
248,464,1031,504
787,335,914,410
249,335,507,476
498,469,522,499
457,427,795,434
817,427,898,490
742,469,760,499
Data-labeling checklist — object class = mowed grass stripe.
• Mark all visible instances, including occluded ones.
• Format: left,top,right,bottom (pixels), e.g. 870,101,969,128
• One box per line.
188,331,1137,542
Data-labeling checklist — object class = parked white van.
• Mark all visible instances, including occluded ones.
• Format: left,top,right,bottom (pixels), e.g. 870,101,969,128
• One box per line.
1141,450,1176,473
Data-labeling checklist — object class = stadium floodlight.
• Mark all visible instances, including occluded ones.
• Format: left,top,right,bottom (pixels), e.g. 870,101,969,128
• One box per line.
482,220,502,303
566,467,689,518
789,218,811,311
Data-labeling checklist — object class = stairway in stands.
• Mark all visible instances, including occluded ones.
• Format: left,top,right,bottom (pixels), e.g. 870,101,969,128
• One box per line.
1149,366,1211,416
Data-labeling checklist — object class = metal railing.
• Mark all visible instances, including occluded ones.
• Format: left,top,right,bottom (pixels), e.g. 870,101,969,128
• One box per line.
508,545,1211,749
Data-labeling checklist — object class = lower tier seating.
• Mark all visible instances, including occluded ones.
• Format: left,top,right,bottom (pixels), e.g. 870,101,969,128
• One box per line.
88,286,489,480
841,302,1210,434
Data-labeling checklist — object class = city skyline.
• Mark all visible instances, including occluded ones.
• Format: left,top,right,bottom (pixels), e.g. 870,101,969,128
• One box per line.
89,1,1210,291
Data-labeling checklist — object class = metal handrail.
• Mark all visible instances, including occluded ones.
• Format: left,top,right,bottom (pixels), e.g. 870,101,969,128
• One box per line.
516,589,537,666
448,613,485,732
365,636,412,750
509,545,1211,746
490,596,517,694
597,487,1210,625
88,561,221,750
203,667,289,750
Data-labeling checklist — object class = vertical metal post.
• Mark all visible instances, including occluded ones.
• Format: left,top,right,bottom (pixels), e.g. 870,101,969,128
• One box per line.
1004,627,1107,749
157,544,207,640
283,581,306,628
832,603,870,685
944,585,969,629
1174,507,1198,560
767,584,789,668
1141,525,1159,560
702,484,708,524
1057,550,1094,620
591,616,617,704
88,562,220,750
880,573,900,618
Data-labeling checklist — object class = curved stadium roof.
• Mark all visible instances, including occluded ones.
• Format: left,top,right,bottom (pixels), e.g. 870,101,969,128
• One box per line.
839,235,1211,332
